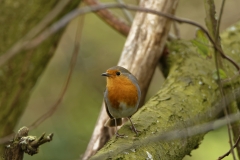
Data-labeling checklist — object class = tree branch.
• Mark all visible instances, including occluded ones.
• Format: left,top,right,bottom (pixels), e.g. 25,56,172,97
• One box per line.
90,22,240,159
3,127,53,160
84,0,130,36
1,3,239,71
218,133,240,160
82,0,179,159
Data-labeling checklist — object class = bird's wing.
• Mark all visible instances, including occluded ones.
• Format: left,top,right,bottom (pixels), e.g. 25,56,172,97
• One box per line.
104,89,122,127
104,98,114,119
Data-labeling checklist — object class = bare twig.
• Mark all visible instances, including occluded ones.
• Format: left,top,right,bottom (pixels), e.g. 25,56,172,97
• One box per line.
218,134,240,160
28,16,84,130
206,0,236,158
216,3,238,158
0,3,239,71
172,22,180,39
84,0,130,36
216,0,226,39
0,0,71,67
25,0,72,40
115,0,133,23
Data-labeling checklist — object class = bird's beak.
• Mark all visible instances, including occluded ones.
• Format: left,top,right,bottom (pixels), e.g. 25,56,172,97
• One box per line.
101,73,110,77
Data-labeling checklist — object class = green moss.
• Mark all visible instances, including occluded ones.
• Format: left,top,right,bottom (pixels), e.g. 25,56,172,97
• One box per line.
0,0,80,154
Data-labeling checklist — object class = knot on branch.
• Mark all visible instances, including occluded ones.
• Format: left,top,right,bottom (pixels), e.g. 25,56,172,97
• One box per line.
4,126,54,160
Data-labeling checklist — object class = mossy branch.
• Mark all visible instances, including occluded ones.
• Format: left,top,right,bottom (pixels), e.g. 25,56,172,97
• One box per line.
90,22,240,160
3,127,53,160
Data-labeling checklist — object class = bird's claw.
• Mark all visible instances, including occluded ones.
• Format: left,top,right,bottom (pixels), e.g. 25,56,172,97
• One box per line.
129,125,141,136
115,132,126,138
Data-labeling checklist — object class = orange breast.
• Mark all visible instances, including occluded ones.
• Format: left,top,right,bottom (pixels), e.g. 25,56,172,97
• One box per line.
106,76,138,109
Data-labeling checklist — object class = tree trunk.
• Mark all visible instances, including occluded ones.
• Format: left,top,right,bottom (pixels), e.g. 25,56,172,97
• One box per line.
0,0,80,154
90,22,240,159
82,0,179,159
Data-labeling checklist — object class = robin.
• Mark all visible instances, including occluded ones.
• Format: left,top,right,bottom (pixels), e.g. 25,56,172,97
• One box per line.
102,66,141,137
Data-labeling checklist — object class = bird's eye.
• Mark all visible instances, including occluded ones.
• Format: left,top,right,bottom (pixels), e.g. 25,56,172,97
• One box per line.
116,71,121,76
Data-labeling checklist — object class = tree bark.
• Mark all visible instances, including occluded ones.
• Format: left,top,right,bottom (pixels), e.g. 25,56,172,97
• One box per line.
0,0,80,154
82,0,179,159
90,22,240,159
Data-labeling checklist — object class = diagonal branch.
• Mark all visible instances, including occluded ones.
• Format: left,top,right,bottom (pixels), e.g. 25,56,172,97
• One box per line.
0,3,239,71
218,133,240,160
0,0,72,66
84,0,130,36
90,22,240,159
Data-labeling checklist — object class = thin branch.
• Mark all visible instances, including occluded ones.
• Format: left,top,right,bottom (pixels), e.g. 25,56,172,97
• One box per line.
0,0,71,66
84,0,130,36
215,51,236,159
208,0,235,158
216,0,226,39
218,134,240,160
0,3,239,71
115,0,133,23
0,134,15,145
25,0,72,40
172,22,180,39
28,16,84,130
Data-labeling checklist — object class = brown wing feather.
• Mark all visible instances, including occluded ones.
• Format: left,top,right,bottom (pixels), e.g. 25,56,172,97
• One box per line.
104,98,114,119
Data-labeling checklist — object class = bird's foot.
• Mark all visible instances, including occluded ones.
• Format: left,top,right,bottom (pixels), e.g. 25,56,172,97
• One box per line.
129,125,141,136
115,132,126,138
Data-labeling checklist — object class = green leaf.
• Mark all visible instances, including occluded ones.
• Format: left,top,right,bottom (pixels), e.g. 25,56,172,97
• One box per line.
212,69,227,80
191,29,212,58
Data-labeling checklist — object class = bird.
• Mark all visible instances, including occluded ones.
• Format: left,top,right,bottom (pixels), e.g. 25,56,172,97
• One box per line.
101,66,141,137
